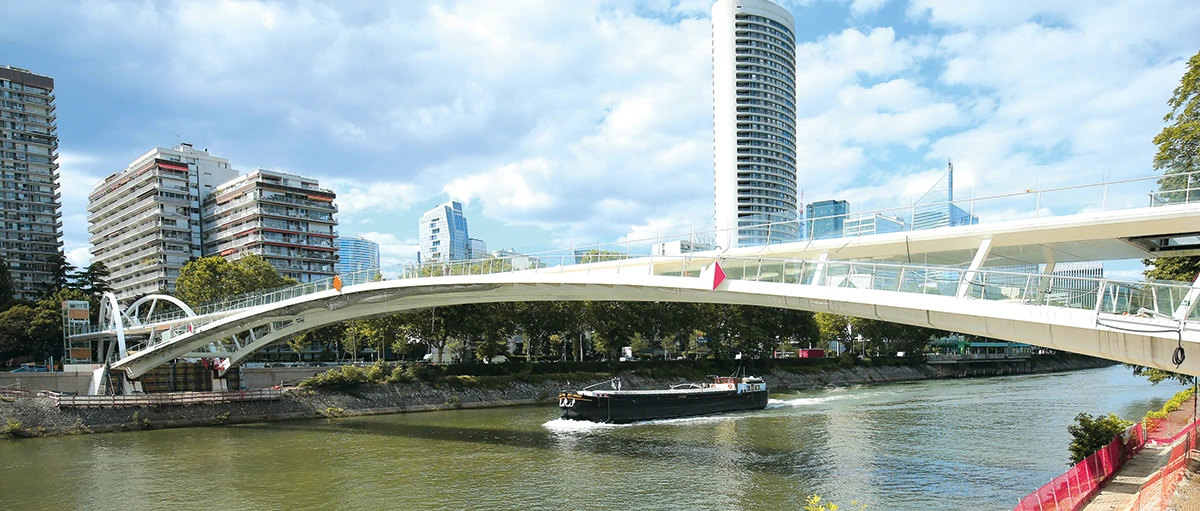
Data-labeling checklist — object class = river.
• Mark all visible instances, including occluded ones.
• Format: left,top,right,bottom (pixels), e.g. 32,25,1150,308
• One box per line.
0,365,1185,510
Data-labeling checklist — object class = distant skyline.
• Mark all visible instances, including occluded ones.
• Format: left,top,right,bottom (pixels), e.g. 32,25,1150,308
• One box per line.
2,0,1197,281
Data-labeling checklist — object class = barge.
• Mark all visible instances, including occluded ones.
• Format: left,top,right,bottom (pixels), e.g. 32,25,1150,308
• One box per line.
558,376,769,423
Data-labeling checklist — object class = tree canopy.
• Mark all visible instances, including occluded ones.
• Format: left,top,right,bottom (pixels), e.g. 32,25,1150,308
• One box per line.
175,255,298,307
1144,49,1200,283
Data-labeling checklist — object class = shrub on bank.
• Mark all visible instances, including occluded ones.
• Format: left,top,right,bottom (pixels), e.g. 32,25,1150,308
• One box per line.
1067,412,1133,464
1143,386,1197,433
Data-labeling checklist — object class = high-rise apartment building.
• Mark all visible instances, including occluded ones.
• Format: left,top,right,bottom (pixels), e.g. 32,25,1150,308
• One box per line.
418,201,470,262
202,169,338,283
712,0,799,250
88,144,237,300
0,66,62,300
335,235,380,275
805,200,848,240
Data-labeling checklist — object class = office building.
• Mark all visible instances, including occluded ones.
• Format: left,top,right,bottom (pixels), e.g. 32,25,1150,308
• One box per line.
88,144,237,300
468,237,487,260
335,235,380,275
0,66,62,300
805,200,848,240
912,163,979,231
712,0,799,249
202,169,338,283
418,201,470,262
844,213,905,237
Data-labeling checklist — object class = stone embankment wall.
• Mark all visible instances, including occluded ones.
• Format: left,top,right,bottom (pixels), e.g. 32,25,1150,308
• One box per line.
0,356,1113,438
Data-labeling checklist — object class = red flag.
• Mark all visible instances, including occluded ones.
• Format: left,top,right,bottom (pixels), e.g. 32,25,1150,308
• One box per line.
712,262,726,291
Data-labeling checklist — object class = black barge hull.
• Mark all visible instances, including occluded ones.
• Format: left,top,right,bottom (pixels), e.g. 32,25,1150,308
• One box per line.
558,390,769,424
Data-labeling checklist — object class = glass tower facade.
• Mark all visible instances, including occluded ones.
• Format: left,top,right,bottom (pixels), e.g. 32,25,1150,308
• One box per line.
805,200,848,240
335,236,381,274
713,0,799,249
419,201,470,262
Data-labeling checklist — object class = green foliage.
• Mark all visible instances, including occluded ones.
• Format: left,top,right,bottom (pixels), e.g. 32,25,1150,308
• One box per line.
0,287,88,361
1143,386,1197,432
0,256,14,310
1141,256,1200,283
804,495,866,511
1126,364,1195,386
175,255,297,307
1067,413,1133,464
1145,49,1200,280
2,419,23,439
323,407,346,418
299,365,376,390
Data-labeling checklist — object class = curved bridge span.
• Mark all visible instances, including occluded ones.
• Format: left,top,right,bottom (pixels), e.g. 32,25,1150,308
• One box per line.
79,254,1200,385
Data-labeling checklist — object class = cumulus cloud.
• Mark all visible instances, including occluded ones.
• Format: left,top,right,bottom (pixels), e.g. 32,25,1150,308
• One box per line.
3,0,1197,259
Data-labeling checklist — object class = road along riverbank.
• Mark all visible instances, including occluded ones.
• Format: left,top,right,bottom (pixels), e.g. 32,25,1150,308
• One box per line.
0,354,1113,438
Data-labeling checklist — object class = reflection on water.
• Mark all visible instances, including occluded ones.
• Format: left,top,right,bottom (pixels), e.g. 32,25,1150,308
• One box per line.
0,365,1180,510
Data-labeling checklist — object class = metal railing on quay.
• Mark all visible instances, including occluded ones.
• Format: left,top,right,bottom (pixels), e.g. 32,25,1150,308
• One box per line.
48,388,283,408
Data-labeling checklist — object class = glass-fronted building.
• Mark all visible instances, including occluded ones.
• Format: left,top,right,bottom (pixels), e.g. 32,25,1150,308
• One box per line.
419,201,470,262
805,200,848,240
335,235,380,275
844,213,905,237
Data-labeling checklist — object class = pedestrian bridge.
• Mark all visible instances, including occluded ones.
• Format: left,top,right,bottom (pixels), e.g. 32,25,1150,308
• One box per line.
78,251,1200,391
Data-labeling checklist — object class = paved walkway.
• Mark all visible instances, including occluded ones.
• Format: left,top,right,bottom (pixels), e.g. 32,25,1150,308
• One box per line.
1081,394,1197,511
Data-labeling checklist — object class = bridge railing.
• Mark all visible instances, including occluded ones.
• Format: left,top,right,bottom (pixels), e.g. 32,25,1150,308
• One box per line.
85,170,1200,331
87,253,1199,341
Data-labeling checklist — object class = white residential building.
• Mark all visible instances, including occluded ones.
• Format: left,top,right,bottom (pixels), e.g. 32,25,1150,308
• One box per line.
712,0,799,250
202,169,338,283
88,144,237,300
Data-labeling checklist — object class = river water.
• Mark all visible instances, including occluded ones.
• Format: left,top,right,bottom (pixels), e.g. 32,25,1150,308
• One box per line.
0,365,1186,510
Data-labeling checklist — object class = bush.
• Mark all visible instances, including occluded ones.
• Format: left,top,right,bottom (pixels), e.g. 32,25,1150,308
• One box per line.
1142,386,1196,432
1067,413,1133,464
300,365,375,390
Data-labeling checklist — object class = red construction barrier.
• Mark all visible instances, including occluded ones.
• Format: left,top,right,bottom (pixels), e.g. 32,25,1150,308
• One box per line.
1127,421,1198,511
1013,423,1145,511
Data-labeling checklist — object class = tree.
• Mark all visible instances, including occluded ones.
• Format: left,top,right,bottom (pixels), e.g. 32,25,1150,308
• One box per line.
1067,412,1133,464
0,256,14,311
75,261,113,297
0,304,35,360
287,336,310,362
814,313,851,354
1144,50,1200,281
40,252,76,296
1125,364,1194,386
176,255,297,306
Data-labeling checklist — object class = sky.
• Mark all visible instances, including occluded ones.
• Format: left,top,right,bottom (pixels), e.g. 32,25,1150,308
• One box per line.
1,0,1197,279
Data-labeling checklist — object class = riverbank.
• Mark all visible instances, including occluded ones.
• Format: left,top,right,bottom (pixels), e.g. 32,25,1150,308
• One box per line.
0,354,1114,438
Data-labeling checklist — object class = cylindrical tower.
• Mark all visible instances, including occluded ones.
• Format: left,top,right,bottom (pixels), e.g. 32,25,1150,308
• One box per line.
712,0,799,249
